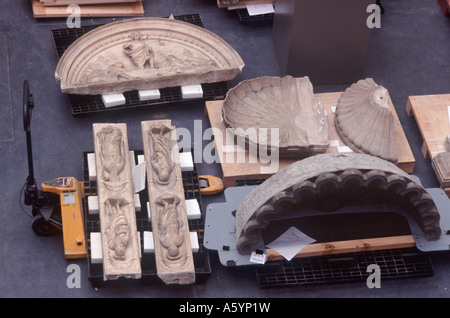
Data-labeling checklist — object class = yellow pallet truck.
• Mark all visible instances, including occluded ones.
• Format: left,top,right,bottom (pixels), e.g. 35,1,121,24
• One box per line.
21,80,225,260
22,80,87,259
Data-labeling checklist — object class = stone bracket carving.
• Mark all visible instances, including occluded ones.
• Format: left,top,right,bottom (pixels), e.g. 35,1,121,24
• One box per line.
235,153,441,255
142,119,195,284
93,123,142,280
222,76,329,159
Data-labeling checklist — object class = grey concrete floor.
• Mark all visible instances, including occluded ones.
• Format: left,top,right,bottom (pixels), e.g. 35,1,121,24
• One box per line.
0,0,449,300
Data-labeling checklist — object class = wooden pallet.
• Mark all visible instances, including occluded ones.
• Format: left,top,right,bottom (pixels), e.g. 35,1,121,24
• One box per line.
406,94,450,194
205,91,416,188
266,235,415,261
38,0,139,5
31,0,144,18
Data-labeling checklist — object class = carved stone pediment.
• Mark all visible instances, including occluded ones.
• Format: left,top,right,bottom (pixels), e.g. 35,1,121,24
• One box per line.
55,18,244,95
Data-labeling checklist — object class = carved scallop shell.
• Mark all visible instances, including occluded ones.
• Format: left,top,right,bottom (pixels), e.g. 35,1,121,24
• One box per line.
335,78,398,163
222,75,329,159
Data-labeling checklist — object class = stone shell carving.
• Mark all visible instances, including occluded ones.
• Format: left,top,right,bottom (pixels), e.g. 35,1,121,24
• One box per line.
222,76,329,158
235,153,441,255
55,18,244,95
334,78,398,163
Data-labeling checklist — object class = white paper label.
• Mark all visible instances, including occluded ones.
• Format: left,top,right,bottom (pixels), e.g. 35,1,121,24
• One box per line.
62,192,75,205
266,226,316,261
250,251,267,264
246,4,274,16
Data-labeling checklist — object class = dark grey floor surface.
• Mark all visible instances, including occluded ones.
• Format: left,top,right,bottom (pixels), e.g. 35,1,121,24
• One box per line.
0,0,449,298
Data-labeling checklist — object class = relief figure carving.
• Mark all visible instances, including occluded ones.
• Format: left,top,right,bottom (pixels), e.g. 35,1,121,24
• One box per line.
156,195,185,261
96,126,126,183
149,124,175,185
123,31,155,69
104,197,130,261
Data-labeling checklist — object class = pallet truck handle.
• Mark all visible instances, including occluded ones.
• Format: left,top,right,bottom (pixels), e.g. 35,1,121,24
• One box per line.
23,80,37,206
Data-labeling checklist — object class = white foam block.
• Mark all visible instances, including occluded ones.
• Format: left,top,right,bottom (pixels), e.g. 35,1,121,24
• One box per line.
147,202,151,222
132,162,146,193
90,232,103,264
190,232,199,253
137,231,141,259
134,193,141,212
87,153,96,181
179,152,194,172
101,94,126,108
338,146,353,153
143,231,154,253
181,84,203,99
143,231,199,253
329,140,340,148
139,89,161,101
88,196,99,215
129,151,136,167
186,199,201,220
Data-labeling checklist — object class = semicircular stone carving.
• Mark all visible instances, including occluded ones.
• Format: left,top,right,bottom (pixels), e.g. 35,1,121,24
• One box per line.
222,75,329,158
55,18,245,95
334,78,398,163
235,153,441,255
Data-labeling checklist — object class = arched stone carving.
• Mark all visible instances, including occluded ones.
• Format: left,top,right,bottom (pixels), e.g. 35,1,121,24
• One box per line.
55,18,245,95
235,153,441,255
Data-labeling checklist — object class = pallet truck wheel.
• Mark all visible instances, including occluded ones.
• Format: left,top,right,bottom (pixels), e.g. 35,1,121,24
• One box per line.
31,215,58,236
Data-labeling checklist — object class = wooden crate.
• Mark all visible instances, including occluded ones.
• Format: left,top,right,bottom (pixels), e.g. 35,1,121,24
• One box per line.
406,93,450,193
205,91,415,188
31,0,144,18
217,0,275,9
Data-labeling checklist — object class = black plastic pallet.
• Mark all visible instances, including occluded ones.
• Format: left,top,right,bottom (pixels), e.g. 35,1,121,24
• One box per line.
82,150,211,287
256,247,433,288
236,9,274,25
236,178,434,288
51,14,229,117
